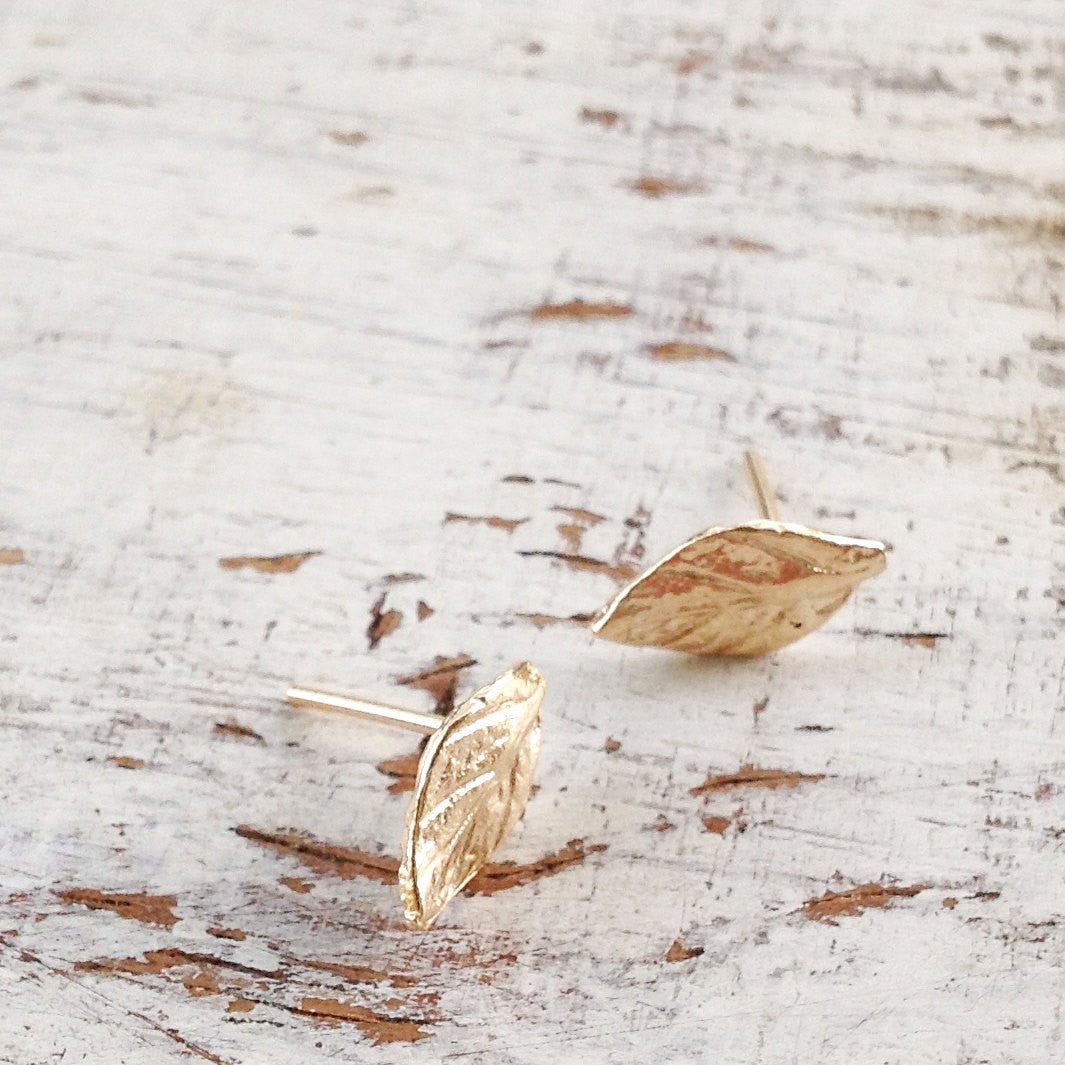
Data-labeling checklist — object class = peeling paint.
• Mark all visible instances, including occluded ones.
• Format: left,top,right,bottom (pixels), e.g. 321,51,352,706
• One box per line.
295,997,432,1044
367,593,403,649
517,550,637,581
690,765,825,796
444,513,528,533
665,939,704,962
629,176,699,197
528,299,633,321
395,654,476,713
219,552,320,574
802,882,927,923
58,888,179,928
106,755,147,769
328,130,368,145
213,720,266,743
376,750,422,794
647,341,733,361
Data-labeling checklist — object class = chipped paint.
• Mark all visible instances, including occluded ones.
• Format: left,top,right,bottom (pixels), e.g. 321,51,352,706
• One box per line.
367,593,403,649
376,750,422,794
629,176,699,197
237,826,604,898
802,883,928,923
517,550,638,581
690,765,825,796
57,889,179,928
444,513,528,533
647,341,733,361
528,299,633,321
665,939,704,962
106,755,147,769
213,720,265,743
295,998,432,1044
395,654,476,712
219,552,320,574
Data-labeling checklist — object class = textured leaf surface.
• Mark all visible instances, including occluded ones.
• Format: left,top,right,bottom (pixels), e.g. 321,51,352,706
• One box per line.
399,662,545,928
591,521,887,656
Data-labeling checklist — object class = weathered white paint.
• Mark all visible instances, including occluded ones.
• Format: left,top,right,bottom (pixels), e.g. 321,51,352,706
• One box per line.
0,0,1063,1061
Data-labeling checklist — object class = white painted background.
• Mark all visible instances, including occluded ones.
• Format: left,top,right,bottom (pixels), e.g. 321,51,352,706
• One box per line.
1,0,1063,1061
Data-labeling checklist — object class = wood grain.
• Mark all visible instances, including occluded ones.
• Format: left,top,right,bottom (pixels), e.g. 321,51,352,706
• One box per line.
0,0,1063,1061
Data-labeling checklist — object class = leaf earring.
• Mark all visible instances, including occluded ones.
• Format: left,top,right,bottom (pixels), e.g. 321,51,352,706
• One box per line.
287,662,545,929
590,452,887,656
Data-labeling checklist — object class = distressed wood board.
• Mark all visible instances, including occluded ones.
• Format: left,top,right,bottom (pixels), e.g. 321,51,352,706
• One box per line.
1,0,1064,1062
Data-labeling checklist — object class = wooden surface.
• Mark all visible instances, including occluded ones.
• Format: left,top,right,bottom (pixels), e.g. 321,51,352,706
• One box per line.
1,1,1063,1061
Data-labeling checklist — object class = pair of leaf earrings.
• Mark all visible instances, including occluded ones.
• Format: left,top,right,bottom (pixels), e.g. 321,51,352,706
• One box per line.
288,453,887,928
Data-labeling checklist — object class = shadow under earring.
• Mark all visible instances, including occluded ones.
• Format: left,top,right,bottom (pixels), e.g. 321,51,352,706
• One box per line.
589,452,887,656
288,662,545,929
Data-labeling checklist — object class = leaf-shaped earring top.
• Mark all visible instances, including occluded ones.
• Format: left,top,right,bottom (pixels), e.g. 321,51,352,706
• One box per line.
287,662,546,929
590,452,887,656
400,662,544,928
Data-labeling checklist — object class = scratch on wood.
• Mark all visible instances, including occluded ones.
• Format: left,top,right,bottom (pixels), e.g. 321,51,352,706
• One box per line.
0,548,25,565
647,341,734,361
444,513,529,533
465,839,607,895
57,889,179,928
367,593,403,650
328,130,369,146
665,939,704,962
517,550,638,581
381,572,426,584
701,235,776,254
237,826,604,896
78,88,154,108
219,551,320,574
856,629,948,647
294,998,432,1044
528,299,633,321
517,611,595,629
213,720,266,743
870,204,1065,244
802,882,928,923
234,825,399,883
690,765,825,796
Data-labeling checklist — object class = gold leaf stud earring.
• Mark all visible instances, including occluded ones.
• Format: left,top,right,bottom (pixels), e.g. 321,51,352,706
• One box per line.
590,452,887,656
287,662,546,929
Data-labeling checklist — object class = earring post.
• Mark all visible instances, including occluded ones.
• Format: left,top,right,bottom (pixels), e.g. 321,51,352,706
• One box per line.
743,450,782,522
286,687,442,735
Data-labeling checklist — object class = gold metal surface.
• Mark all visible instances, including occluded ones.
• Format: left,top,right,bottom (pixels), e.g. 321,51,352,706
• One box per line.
590,455,888,655
400,662,545,929
288,662,545,929
286,686,441,734
744,449,781,521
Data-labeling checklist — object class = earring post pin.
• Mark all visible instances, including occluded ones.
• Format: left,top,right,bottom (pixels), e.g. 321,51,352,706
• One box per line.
286,686,442,735
743,449,781,522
